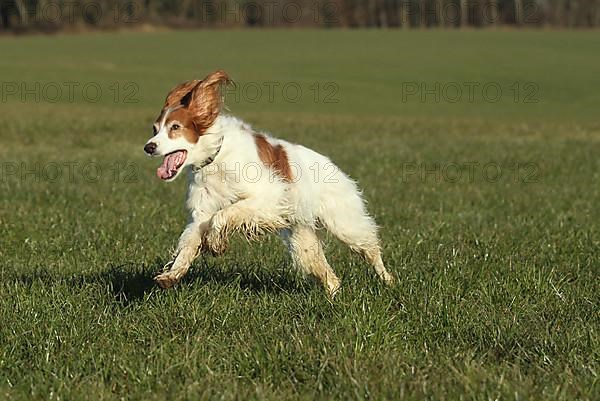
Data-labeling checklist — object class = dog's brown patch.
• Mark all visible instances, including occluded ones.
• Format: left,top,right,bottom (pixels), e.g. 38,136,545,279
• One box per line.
253,134,293,182
165,108,200,143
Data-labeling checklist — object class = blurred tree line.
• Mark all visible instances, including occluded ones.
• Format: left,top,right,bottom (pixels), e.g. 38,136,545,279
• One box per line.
1,0,598,31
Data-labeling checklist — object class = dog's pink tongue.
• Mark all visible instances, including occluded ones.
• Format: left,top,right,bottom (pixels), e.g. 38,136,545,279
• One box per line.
157,151,183,180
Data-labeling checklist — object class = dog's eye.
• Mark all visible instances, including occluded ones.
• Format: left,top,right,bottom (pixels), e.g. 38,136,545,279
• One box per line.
171,124,181,131
152,125,158,135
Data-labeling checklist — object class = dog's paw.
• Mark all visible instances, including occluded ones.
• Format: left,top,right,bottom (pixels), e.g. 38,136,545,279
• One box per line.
205,229,229,256
326,277,342,300
154,271,181,289
204,214,230,256
380,271,395,285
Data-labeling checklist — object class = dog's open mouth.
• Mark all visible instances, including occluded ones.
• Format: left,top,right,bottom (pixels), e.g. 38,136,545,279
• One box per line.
157,150,187,180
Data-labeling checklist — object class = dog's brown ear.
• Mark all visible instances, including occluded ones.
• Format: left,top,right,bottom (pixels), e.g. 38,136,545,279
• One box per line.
188,70,232,133
163,79,201,109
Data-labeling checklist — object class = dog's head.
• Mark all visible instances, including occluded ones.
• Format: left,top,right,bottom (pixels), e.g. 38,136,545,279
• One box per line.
144,70,231,181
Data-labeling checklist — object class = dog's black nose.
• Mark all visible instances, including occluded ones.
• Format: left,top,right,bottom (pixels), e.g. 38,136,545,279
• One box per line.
144,142,157,155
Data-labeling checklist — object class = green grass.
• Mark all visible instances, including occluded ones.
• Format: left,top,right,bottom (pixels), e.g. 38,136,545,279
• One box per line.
0,30,599,400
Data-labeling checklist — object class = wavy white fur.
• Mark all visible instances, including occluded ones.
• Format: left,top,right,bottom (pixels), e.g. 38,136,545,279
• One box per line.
150,114,394,297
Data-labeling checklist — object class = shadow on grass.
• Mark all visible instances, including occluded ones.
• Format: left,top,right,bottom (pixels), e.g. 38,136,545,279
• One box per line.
4,264,155,304
5,258,309,305
185,258,309,295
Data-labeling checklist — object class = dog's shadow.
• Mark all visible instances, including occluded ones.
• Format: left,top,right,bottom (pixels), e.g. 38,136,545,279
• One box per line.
118,261,309,303
9,259,308,305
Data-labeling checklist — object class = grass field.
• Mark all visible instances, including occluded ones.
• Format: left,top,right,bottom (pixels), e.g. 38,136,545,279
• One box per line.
0,30,599,400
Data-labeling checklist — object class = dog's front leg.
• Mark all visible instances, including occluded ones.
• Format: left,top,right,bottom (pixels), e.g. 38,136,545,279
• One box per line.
154,216,210,289
203,208,230,256
205,199,289,255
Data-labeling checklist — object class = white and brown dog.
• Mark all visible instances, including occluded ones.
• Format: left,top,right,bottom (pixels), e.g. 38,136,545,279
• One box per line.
144,70,394,297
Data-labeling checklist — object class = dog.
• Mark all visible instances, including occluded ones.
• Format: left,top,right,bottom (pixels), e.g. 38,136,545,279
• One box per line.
144,70,394,297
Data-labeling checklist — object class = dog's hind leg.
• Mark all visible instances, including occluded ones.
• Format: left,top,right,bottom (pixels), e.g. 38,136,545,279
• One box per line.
283,225,341,298
317,181,395,285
